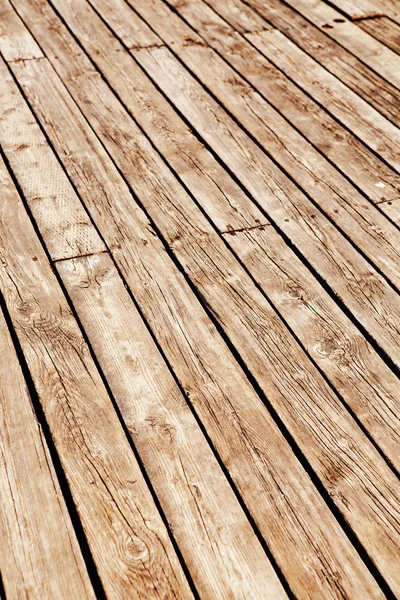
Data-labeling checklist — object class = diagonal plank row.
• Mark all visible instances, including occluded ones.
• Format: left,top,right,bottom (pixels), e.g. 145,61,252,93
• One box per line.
1,0,400,597
0,38,384,600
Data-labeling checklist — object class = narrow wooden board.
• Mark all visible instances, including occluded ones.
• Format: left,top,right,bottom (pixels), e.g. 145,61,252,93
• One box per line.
153,0,400,287
126,46,400,369
0,57,105,261
46,0,264,233
0,0,42,60
276,0,400,90
218,0,400,127
10,56,392,600
57,253,287,600
222,224,400,469
0,155,192,600
0,308,95,599
359,16,400,54
7,6,400,595
190,0,400,211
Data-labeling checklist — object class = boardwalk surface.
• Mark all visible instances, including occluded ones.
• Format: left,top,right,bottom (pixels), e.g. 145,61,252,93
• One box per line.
0,0,400,598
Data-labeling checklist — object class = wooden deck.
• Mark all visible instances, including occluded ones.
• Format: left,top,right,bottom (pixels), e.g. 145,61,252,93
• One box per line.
0,0,400,597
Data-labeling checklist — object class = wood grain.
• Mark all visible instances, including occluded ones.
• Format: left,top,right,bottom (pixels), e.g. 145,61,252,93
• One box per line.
183,0,400,211
126,44,400,369
278,0,400,90
0,0,42,60
0,154,192,600
241,0,400,125
359,16,400,55
57,252,287,600
4,23,393,600
245,27,400,173
0,307,95,599
6,5,400,594
153,0,400,287
0,57,105,261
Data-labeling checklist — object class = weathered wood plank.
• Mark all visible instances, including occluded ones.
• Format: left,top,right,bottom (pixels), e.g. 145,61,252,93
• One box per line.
12,57,392,600
51,0,400,470
57,252,288,600
0,57,105,261
0,154,192,600
276,0,400,90
4,51,388,600
185,0,400,212
5,58,391,600
245,28,400,173
0,0,42,60
358,16,400,54
222,224,400,469
7,5,400,596
0,308,95,600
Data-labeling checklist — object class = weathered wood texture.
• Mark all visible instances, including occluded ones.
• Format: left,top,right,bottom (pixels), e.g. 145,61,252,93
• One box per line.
0,154,192,600
238,0,400,125
57,252,286,600
5,3,400,597
0,307,95,600
31,0,400,469
0,57,105,260
2,0,400,596
9,52,387,600
358,16,400,54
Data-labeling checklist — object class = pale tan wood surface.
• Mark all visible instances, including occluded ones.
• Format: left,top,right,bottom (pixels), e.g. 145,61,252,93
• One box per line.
128,45,400,369
174,0,400,211
146,0,400,285
9,54,391,600
6,4,400,594
239,0,400,125
57,253,288,600
276,0,400,90
359,16,400,54
0,57,105,261
29,0,400,469
0,0,42,60
0,308,95,600
20,0,400,372
0,154,192,600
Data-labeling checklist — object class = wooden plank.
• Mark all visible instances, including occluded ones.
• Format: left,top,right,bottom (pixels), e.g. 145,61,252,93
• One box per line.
0,155,192,600
268,0,400,90
9,57,392,600
0,0,42,60
43,0,263,233
358,16,400,54
7,6,400,596
216,0,400,127
222,224,400,470
150,0,400,286
57,253,288,600
191,0,400,206
100,46,400,368
0,308,95,599
0,57,105,261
